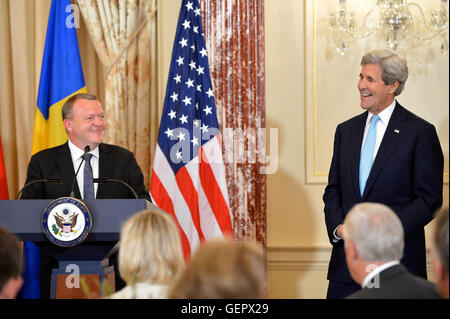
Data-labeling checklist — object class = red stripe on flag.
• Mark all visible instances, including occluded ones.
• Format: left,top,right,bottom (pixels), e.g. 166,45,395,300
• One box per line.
175,166,206,242
0,136,9,200
199,148,233,235
150,170,191,259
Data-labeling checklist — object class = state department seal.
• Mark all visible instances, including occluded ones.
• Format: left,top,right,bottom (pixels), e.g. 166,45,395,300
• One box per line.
41,197,93,247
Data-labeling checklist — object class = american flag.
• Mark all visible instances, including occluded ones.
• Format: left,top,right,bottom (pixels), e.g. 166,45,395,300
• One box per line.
150,0,233,258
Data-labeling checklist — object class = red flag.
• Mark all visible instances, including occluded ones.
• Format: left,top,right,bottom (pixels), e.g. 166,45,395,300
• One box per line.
0,134,9,199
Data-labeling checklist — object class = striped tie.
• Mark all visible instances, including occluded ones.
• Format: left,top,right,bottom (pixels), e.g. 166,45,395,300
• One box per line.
359,115,380,196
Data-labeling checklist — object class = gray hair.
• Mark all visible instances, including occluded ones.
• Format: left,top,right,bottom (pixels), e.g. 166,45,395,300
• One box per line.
62,93,98,120
344,203,404,262
361,49,408,96
433,208,449,275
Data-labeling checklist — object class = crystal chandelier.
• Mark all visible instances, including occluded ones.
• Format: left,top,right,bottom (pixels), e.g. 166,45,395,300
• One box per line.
329,0,449,55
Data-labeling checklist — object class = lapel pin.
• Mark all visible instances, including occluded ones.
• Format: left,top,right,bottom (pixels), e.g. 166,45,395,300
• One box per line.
394,129,400,134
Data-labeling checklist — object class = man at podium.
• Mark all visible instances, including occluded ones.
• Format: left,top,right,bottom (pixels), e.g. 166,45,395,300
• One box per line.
20,93,151,298
21,93,150,201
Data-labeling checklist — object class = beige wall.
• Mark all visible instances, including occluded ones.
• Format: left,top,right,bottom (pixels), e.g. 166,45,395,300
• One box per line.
265,0,332,299
158,0,449,299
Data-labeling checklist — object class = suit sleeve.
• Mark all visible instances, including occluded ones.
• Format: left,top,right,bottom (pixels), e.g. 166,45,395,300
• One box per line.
127,152,152,202
323,124,345,244
396,124,443,237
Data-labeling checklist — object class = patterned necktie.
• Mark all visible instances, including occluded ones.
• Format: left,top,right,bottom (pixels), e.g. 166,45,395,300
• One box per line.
83,153,95,200
359,115,380,196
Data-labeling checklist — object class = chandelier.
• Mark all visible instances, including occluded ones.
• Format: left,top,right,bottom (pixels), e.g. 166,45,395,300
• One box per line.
329,0,449,55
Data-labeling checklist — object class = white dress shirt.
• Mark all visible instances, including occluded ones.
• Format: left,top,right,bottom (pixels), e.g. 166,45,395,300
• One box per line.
68,140,99,199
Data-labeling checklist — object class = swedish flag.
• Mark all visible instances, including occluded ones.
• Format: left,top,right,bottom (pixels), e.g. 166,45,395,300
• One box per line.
31,0,86,155
22,0,86,299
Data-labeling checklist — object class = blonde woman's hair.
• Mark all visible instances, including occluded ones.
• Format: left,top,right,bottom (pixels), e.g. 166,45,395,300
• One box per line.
118,209,184,285
169,239,265,299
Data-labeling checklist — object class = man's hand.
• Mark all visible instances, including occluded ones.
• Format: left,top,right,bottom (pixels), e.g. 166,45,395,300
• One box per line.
336,224,345,239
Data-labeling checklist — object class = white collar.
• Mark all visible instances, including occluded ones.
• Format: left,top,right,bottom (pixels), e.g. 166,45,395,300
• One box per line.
362,260,400,288
68,139,100,160
366,99,396,127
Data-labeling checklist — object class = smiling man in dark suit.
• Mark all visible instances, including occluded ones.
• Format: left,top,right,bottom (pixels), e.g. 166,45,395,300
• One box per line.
22,93,150,201
21,93,151,298
323,49,444,299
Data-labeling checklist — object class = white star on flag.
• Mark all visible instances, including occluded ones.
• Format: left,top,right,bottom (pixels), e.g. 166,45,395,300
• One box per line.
191,136,199,146
201,123,209,133
206,88,214,98
168,110,177,119
165,127,174,137
203,105,212,115
179,38,188,48
182,96,192,106
196,66,204,75
199,47,208,57
185,1,193,11
179,114,189,124
177,131,186,141
182,19,191,29
185,78,194,88
170,92,178,102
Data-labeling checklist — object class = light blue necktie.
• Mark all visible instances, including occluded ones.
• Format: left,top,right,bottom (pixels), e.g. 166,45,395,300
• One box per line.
359,115,380,196
83,153,95,200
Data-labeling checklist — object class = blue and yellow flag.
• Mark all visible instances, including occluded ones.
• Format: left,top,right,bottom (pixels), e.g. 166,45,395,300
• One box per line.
22,0,86,299
31,0,87,155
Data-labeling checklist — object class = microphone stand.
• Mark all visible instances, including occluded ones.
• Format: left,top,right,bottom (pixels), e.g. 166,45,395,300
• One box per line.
93,178,139,199
15,179,63,200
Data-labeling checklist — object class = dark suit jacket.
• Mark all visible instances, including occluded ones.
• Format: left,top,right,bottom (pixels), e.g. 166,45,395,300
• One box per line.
347,264,441,299
323,102,443,283
21,142,151,201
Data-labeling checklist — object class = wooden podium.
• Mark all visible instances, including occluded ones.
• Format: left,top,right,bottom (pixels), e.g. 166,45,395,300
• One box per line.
0,199,159,299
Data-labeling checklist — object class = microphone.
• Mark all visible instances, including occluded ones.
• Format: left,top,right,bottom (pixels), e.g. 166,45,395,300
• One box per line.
93,178,139,199
70,145,90,198
15,179,63,200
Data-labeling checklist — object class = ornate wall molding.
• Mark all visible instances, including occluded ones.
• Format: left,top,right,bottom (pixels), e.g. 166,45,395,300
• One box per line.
267,245,436,278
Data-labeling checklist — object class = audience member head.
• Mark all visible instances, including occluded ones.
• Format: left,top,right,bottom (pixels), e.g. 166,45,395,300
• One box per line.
343,202,404,285
62,93,106,150
431,208,449,299
169,239,265,299
118,209,184,287
0,225,23,299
